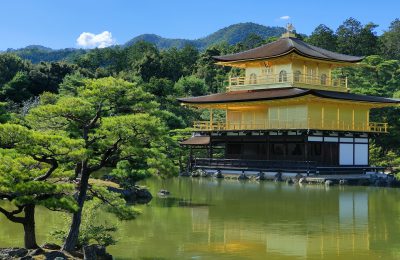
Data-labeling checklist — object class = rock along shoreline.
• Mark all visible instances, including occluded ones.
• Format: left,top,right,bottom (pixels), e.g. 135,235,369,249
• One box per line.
185,169,399,187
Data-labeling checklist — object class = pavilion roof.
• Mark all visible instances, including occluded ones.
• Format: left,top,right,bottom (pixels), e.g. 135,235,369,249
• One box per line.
213,37,363,63
177,88,400,105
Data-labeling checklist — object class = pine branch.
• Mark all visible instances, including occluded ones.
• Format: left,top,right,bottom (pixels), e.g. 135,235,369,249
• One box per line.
0,206,25,224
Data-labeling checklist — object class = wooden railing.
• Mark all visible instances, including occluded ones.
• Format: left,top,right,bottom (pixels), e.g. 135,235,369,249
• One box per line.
227,73,348,92
193,120,388,133
193,158,385,174
193,158,317,173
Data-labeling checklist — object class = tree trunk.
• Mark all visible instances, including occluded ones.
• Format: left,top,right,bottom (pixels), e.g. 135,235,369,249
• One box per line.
23,204,38,249
63,168,90,252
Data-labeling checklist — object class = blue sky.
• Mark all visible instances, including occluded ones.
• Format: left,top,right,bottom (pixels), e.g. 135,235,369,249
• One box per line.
1,0,399,50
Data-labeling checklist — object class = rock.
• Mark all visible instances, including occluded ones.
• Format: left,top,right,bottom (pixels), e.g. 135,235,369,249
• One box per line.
41,243,61,251
157,189,170,196
200,170,211,177
339,179,349,185
83,244,113,260
29,248,45,256
214,170,224,179
294,173,303,180
133,186,153,204
179,171,191,177
107,186,152,204
357,179,371,186
237,173,249,180
374,179,386,187
191,169,202,177
325,180,333,186
0,248,29,258
299,177,307,184
286,178,294,185
69,250,84,259
256,172,266,181
44,251,67,260
386,178,396,187
274,172,282,182
20,256,33,260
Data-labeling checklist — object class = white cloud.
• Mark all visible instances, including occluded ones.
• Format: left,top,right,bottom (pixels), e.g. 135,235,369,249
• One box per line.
280,16,290,20
76,31,115,48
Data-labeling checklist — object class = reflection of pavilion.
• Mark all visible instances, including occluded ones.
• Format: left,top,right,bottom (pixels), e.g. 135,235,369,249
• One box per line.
188,188,370,259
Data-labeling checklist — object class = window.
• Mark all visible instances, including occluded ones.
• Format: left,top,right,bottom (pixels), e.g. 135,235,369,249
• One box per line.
320,74,327,85
262,67,273,75
249,73,257,84
279,70,287,82
294,70,301,82
307,68,315,83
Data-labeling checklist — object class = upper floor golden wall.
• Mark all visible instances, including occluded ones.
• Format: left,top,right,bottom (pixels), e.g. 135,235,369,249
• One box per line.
226,55,350,92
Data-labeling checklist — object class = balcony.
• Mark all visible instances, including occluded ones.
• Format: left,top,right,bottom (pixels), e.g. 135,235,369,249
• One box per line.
227,73,348,92
193,120,388,133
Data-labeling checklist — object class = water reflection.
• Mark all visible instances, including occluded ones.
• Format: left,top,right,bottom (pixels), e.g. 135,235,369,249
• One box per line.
1,178,400,259
135,178,400,260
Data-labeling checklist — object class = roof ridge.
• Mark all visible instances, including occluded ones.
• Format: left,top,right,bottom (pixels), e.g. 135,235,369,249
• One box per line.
287,37,295,49
213,36,363,63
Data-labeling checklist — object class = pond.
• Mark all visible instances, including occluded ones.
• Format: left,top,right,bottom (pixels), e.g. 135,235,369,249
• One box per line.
1,177,400,259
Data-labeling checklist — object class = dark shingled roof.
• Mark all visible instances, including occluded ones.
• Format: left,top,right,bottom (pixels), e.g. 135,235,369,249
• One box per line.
213,37,363,63
177,88,400,104
180,136,210,145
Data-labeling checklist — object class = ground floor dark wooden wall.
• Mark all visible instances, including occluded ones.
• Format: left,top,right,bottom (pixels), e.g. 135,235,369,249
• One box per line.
205,132,368,167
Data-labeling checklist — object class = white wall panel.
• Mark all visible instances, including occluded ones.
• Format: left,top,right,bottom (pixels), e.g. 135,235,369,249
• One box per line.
354,144,368,165
340,143,354,165
308,136,323,142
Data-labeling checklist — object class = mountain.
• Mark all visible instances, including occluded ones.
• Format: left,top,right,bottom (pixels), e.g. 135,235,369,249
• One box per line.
124,22,286,49
5,46,86,64
5,22,286,63
124,34,195,49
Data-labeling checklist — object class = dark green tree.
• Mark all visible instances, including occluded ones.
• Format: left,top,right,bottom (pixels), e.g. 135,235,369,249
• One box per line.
21,77,177,251
336,18,378,56
0,54,30,86
380,19,400,60
196,46,230,93
307,24,337,51
1,71,32,102
0,124,83,249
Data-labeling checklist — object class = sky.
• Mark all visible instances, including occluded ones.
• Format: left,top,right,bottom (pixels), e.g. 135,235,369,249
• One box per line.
1,0,399,50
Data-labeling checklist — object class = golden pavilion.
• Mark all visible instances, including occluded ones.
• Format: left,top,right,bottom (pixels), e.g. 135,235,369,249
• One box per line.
178,25,399,175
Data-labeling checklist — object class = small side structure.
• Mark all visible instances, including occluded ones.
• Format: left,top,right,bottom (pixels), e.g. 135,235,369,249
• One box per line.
178,25,400,178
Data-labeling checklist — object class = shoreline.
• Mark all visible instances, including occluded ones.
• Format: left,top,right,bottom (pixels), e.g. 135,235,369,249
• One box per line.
184,169,398,187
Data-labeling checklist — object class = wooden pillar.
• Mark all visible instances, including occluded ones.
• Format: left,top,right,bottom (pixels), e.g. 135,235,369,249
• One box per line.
225,107,228,130
224,139,227,159
266,134,270,161
188,146,193,172
305,134,309,176
337,106,340,130
208,135,213,159
210,108,213,129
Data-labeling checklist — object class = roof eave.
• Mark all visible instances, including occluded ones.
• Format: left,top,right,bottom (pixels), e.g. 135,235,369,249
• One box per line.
213,50,363,64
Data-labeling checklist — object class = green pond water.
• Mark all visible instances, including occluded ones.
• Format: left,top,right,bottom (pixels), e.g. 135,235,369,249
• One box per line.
1,177,400,259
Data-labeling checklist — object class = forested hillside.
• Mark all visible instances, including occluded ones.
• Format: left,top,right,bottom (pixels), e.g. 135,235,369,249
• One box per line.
5,22,285,63
4,46,86,63
124,22,285,49
0,17,400,166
